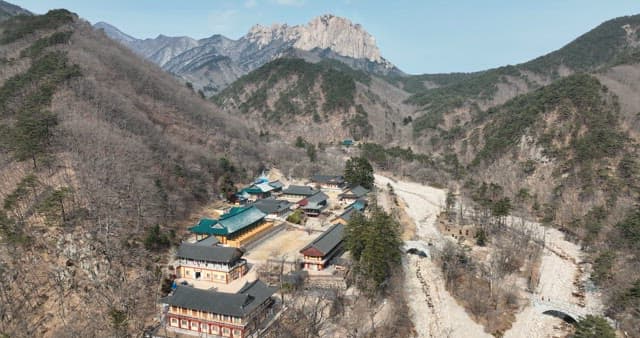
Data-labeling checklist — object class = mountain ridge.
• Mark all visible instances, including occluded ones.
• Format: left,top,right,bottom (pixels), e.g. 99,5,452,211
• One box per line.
93,14,402,95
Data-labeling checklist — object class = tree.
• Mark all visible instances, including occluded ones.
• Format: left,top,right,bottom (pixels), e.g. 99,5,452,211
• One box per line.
491,197,512,225
344,157,374,189
572,315,615,338
306,143,317,162
218,174,236,201
144,225,170,251
344,211,367,260
445,191,456,212
37,187,72,226
294,136,306,148
345,207,401,296
12,110,57,169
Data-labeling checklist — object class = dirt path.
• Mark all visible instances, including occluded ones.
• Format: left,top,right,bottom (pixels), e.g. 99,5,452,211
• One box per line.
375,174,490,338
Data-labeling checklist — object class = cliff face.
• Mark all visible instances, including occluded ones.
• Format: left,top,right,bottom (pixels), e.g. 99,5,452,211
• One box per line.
247,14,387,65
94,14,400,95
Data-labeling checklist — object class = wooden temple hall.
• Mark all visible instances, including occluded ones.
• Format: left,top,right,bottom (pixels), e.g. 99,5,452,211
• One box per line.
189,205,273,248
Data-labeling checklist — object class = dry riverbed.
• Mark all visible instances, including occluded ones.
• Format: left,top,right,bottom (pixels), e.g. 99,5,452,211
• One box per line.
375,174,605,338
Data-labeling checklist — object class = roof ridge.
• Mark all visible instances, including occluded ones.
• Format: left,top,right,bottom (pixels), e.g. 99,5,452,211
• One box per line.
311,223,341,244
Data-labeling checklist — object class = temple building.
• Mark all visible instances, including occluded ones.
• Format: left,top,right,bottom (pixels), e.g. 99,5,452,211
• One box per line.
161,280,276,338
281,185,318,202
309,174,346,190
175,240,247,284
338,185,369,204
242,182,274,201
300,223,345,271
188,206,272,248
268,180,284,195
251,197,292,220
298,191,329,217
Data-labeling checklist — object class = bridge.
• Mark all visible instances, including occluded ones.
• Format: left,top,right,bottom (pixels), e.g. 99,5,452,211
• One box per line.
531,297,616,327
531,298,588,323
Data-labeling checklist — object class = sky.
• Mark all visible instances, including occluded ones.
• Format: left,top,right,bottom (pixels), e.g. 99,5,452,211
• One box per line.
10,0,640,74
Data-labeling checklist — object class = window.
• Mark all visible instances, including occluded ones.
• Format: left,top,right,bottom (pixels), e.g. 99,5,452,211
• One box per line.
190,321,199,331
233,329,242,337
170,318,179,327
195,271,201,279
180,319,188,328
211,325,219,334
201,323,208,332
222,327,231,336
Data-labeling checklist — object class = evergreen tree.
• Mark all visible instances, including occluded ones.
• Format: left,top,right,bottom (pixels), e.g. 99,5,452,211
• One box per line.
344,211,367,261
345,207,401,296
37,187,71,226
144,224,170,251
218,174,236,201
12,110,57,168
572,315,615,338
344,157,374,189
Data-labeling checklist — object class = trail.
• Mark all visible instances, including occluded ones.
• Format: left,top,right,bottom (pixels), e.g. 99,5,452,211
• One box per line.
375,174,490,338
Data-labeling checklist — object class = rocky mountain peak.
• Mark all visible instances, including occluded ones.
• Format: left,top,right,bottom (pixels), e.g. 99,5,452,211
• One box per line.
245,14,385,64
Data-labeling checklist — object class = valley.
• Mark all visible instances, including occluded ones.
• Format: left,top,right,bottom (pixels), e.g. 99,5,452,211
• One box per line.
1,1,639,337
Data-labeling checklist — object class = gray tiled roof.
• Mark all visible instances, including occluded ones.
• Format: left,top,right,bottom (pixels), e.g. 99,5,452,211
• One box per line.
252,198,292,214
311,174,345,184
268,180,284,189
176,243,243,263
306,191,328,204
283,185,318,196
160,280,276,317
338,207,359,221
300,223,344,256
194,236,219,246
340,185,369,198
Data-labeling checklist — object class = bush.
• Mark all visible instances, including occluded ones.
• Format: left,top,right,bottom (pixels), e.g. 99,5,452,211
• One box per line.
286,209,304,224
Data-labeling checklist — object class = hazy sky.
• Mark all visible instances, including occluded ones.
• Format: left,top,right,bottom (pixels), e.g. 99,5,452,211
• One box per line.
11,0,640,74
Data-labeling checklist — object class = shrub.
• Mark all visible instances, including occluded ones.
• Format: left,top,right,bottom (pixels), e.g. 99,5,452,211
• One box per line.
286,209,304,224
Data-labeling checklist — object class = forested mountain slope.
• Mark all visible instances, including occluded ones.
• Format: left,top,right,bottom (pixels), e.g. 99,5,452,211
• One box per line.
397,14,640,147
213,57,416,146
0,9,314,337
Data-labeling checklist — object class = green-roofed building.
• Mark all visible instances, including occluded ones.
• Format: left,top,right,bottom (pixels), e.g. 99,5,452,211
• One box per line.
342,139,354,147
188,218,219,240
189,205,272,248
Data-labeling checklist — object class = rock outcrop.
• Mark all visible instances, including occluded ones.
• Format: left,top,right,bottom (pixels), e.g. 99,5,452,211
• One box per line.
94,14,400,95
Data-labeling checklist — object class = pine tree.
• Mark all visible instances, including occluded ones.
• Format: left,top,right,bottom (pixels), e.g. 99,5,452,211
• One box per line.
345,207,401,296
12,110,57,168
344,157,374,189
